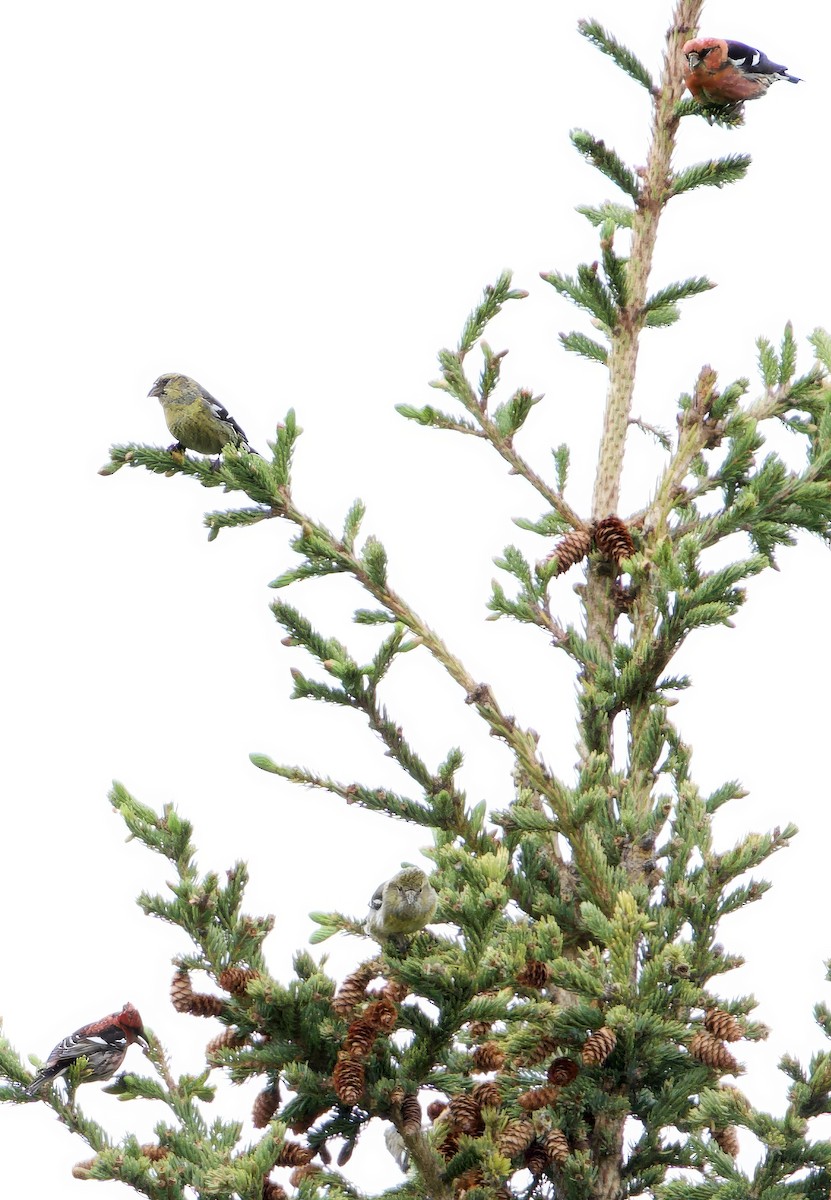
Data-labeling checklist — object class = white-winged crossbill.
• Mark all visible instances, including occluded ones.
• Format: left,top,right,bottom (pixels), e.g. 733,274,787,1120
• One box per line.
25,1002,147,1098
682,38,801,109
366,867,438,949
149,372,259,456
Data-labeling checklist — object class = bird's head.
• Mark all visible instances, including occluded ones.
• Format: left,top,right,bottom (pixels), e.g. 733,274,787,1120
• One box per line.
682,38,722,70
148,373,198,405
118,1003,149,1049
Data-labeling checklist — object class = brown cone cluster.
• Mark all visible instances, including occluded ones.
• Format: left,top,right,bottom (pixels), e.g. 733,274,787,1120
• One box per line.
705,1008,742,1043
262,1181,288,1200
712,1126,740,1157
448,1093,484,1135
498,1118,535,1157
252,1084,281,1129
594,515,635,564
472,1080,501,1109
546,516,635,577
524,1141,548,1177
516,959,551,988
472,1041,506,1072
331,960,381,1017
546,529,593,576
517,1035,559,1067
218,966,259,995
454,1167,485,1193
400,1093,422,1135
381,978,409,1004
170,970,224,1018
543,1127,570,1165
611,579,634,614
364,997,398,1031
288,1165,321,1187
547,1056,579,1085
170,970,194,1013
206,1028,246,1060
338,984,402,1073
344,1017,379,1056
582,1027,617,1065
518,1084,561,1112
689,1031,740,1074
139,1145,170,1162
275,1141,314,1168
333,1051,365,1106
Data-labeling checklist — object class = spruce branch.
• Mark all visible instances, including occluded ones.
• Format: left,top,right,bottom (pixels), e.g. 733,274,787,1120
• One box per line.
578,19,655,93
399,274,587,532
590,0,705,523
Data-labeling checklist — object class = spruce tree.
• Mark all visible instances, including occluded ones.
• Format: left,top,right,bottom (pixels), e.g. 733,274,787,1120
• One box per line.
4,2,831,1198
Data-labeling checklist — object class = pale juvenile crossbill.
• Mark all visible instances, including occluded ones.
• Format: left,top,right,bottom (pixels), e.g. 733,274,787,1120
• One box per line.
366,867,438,948
149,373,259,456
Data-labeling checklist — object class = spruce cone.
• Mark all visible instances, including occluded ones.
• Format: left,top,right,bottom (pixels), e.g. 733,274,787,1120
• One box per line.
705,1009,742,1043
517,959,551,988
472,1041,506,1072
381,979,409,1004
524,1141,548,1177
467,1020,493,1040
139,1145,169,1162
389,1084,406,1106
611,580,634,614
547,528,592,576
517,1084,561,1111
288,1165,321,1187
344,1017,378,1055
364,996,398,1031
544,1127,570,1165
582,1027,617,1065
252,1085,281,1129
218,966,259,995
472,1080,501,1109
276,1142,314,1167
206,1027,246,1060
498,1118,535,1157
689,1031,740,1074
426,1099,448,1121
448,1093,483,1134
333,1052,365,1106
170,971,194,1013
594,515,635,564
436,1125,460,1161
517,1035,558,1067
547,1056,579,1085
400,1093,422,1135
712,1126,740,1157
454,1167,485,1193
189,992,225,1018
331,961,379,1016
72,1160,96,1179
262,1181,288,1200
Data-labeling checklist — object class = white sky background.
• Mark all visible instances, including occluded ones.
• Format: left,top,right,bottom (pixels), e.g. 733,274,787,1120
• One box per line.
1,0,828,1193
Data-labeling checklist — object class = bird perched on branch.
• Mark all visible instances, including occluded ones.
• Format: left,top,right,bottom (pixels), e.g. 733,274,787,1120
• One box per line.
682,38,801,109
25,1003,147,1097
366,867,438,949
149,373,259,456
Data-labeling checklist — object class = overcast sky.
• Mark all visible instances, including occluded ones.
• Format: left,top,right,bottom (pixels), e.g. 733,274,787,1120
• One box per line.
2,0,828,1194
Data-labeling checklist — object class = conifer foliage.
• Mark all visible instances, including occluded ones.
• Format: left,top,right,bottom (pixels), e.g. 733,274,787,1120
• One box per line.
5,2,831,1198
